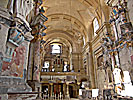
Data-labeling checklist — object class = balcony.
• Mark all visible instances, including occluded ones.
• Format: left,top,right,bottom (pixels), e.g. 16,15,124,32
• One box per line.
40,72,80,83
41,72,80,76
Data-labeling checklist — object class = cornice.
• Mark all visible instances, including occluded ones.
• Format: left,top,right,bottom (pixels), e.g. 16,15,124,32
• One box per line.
82,42,90,54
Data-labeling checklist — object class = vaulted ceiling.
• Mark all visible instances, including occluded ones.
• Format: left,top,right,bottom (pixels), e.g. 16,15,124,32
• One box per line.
42,0,108,53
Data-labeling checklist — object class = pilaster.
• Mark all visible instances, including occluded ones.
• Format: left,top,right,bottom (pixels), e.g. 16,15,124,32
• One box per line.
65,82,70,99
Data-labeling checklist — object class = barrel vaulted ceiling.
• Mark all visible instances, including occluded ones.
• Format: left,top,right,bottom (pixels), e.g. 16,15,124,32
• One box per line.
42,0,108,52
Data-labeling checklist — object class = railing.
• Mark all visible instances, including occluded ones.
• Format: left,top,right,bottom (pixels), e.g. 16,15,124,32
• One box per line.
43,93,64,100
41,68,72,73
41,72,80,76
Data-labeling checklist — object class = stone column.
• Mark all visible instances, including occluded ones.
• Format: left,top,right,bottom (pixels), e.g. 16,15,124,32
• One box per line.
88,44,95,88
27,42,34,80
77,82,80,97
55,63,58,72
50,83,53,98
40,84,43,98
65,82,70,99
86,53,89,76
33,39,41,81
70,53,73,71
110,53,116,70
29,9,48,81
63,83,66,98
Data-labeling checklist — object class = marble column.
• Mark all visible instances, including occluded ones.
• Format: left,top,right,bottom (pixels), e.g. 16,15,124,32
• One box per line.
50,83,53,98
33,39,41,81
40,84,43,98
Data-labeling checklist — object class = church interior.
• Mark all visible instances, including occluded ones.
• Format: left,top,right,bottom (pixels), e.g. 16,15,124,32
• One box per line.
0,0,133,100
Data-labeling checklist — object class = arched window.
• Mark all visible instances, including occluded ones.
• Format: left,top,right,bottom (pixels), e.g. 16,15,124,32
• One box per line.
44,61,49,68
42,61,49,72
83,37,86,46
51,44,61,54
63,61,68,72
93,18,99,36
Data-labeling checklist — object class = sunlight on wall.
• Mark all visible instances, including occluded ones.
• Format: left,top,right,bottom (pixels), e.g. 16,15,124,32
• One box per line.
93,18,99,36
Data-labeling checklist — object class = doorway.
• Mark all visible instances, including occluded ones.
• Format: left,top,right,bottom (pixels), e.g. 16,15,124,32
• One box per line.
53,83,63,97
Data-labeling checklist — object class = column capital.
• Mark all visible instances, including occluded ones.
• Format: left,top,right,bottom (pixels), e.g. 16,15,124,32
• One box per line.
77,82,81,85
66,82,70,85
49,83,53,85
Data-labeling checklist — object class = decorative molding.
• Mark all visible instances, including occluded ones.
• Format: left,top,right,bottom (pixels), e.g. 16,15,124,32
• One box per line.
0,16,13,26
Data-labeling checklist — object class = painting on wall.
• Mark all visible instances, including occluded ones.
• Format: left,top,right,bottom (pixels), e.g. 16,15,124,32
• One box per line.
2,46,26,78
